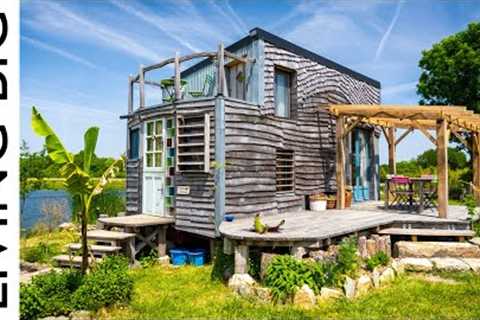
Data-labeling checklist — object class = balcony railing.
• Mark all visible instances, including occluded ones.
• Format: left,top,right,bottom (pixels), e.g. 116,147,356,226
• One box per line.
127,43,256,114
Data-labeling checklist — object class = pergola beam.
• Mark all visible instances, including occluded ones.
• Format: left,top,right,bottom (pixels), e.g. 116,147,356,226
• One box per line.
336,116,346,209
437,119,449,219
395,128,414,146
411,120,437,145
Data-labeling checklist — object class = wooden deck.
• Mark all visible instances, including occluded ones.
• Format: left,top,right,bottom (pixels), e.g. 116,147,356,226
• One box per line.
219,202,469,245
98,214,174,228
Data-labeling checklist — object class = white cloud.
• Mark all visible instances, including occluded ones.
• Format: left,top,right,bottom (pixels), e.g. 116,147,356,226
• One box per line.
22,35,97,69
23,2,163,62
374,1,404,62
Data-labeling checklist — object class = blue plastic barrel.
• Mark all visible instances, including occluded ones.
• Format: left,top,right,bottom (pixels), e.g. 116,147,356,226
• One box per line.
187,249,206,266
170,249,188,266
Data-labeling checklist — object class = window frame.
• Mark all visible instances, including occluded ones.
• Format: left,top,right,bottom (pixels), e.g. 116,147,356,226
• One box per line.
275,148,295,193
274,66,296,119
144,119,165,170
128,126,140,160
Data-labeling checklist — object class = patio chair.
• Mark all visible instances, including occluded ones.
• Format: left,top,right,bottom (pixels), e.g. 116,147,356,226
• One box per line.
188,74,216,98
389,176,415,210
421,176,438,210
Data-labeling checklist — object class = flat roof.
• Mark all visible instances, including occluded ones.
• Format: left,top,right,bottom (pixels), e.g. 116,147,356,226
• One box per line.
182,27,380,89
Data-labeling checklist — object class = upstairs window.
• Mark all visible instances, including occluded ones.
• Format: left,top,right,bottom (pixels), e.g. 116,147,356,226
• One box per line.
145,120,164,168
274,67,294,118
129,128,139,160
276,149,294,192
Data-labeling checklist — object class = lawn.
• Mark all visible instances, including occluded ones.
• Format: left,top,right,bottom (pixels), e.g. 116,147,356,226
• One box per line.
98,265,480,320
21,229,78,264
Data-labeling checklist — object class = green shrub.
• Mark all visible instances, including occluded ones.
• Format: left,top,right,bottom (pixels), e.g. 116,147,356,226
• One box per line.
73,256,133,310
264,255,324,303
365,251,390,271
211,243,234,281
20,283,45,320
23,241,58,263
20,270,83,319
336,236,360,279
139,249,158,268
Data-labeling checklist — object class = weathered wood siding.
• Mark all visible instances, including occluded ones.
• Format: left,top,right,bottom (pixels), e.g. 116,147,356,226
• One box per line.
125,99,217,238
174,100,216,238
223,41,380,217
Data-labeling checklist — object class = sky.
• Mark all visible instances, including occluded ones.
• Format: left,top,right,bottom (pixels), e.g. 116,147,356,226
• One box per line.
20,0,480,162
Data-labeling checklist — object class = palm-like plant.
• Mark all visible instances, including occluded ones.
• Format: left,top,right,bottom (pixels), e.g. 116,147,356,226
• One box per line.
31,107,124,273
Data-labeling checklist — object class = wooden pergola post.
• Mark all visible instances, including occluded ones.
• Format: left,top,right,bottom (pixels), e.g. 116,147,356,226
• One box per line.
473,132,480,204
336,116,346,209
388,127,396,175
436,119,449,218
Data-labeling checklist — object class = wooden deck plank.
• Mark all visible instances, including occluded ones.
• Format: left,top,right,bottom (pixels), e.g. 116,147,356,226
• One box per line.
87,229,136,241
378,228,474,237
219,202,469,243
98,214,174,228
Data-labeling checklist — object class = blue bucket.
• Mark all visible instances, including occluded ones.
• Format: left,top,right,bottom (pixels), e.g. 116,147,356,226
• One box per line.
170,249,188,266
187,249,206,266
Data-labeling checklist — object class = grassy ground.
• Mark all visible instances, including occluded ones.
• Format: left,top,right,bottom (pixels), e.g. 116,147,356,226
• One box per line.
21,229,78,264
98,265,480,320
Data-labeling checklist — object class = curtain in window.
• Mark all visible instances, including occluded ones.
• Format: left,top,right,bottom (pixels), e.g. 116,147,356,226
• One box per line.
275,70,290,117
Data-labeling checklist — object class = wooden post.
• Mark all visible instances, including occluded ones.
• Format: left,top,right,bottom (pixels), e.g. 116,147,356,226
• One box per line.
388,127,396,175
157,226,167,257
128,75,133,114
139,65,145,109
234,243,249,274
336,116,346,209
436,118,449,218
217,43,225,96
473,133,480,205
174,52,181,101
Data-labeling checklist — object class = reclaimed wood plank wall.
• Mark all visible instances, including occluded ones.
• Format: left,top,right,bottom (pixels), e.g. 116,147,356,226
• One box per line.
223,42,380,217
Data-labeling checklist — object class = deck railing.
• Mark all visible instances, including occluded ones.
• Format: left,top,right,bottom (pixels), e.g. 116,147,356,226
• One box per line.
128,43,255,114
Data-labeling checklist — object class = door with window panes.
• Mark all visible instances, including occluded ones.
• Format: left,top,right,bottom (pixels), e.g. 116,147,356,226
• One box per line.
143,119,166,215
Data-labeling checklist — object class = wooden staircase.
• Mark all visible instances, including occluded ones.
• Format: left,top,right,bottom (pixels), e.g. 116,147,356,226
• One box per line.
53,229,135,268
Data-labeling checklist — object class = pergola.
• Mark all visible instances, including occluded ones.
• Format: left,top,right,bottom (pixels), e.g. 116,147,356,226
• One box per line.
327,104,480,218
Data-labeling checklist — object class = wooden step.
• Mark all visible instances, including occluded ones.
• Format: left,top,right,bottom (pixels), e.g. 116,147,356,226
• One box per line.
67,243,122,254
53,255,101,268
87,229,135,241
379,228,474,240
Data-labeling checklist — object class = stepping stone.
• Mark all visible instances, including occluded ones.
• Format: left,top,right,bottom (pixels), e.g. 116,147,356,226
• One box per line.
461,258,480,272
431,258,470,271
395,241,480,258
53,255,101,268
67,243,122,255
398,258,433,272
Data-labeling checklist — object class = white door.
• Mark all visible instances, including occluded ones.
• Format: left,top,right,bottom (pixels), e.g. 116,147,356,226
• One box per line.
143,119,166,215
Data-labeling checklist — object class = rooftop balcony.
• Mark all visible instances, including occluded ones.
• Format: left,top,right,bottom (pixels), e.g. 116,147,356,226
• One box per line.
127,43,257,114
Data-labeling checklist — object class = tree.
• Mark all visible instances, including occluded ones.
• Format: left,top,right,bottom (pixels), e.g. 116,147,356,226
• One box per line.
417,22,480,112
31,107,123,273
416,148,468,170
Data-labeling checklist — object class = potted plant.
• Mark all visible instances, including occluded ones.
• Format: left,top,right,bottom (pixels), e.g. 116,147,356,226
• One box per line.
309,194,327,211
345,185,353,208
326,194,337,209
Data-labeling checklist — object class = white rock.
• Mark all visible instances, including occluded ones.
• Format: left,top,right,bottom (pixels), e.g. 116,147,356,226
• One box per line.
469,237,480,246
461,258,480,272
228,273,256,297
395,241,480,258
320,287,343,299
379,267,395,285
157,256,170,265
70,310,92,320
431,258,470,272
58,222,75,230
372,267,381,288
343,276,356,299
398,258,433,272
391,259,405,275
356,274,372,295
293,284,316,308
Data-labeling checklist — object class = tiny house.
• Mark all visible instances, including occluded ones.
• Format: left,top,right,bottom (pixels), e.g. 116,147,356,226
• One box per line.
123,28,381,239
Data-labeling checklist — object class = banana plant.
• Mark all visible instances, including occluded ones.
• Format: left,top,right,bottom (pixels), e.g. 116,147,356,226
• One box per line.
31,106,124,273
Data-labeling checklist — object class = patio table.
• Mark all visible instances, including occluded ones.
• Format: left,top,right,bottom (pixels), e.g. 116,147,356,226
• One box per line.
385,176,437,213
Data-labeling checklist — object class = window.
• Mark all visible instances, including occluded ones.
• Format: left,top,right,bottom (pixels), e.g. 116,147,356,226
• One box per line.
129,128,140,160
276,149,294,192
274,67,293,118
176,113,210,173
145,120,163,168
226,62,246,100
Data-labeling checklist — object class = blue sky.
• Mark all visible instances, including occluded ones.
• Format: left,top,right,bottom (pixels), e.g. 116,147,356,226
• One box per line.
21,0,480,161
